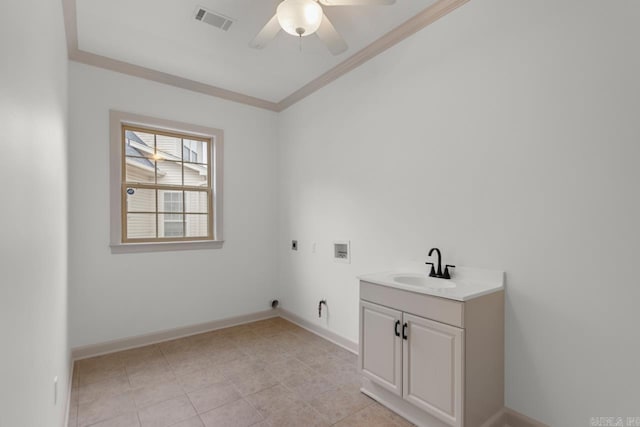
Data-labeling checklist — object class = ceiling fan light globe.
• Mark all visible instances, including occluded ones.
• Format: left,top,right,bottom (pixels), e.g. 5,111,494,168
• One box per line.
277,0,323,37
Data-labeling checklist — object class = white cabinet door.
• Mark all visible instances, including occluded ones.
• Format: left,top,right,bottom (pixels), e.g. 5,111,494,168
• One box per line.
403,313,464,427
359,300,403,396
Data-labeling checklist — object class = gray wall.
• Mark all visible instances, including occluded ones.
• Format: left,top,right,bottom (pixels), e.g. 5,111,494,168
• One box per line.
0,0,70,425
277,1,640,425
68,63,280,348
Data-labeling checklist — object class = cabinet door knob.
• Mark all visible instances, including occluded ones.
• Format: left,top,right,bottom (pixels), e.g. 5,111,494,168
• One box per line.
402,322,408,340
394,320,400,337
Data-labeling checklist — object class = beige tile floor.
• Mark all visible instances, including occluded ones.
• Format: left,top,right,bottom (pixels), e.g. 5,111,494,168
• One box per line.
68,317,414,427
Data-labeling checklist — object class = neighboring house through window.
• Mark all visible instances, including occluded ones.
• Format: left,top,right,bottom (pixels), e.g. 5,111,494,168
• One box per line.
183,140,199,163
163,191,184,237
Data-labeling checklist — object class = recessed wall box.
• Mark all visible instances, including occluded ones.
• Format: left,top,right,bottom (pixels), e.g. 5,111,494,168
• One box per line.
333,241,350,263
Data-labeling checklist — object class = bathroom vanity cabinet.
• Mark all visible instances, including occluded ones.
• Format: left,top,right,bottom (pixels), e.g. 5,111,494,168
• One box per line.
358,273,504,427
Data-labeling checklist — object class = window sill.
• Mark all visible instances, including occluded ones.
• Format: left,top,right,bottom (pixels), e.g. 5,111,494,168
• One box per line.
110,240,224,254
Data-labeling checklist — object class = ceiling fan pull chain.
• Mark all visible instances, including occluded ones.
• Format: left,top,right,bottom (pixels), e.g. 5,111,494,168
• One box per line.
250,0,392,56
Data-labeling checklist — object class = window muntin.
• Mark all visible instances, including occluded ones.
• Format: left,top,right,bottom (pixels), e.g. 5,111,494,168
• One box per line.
121,125,213,243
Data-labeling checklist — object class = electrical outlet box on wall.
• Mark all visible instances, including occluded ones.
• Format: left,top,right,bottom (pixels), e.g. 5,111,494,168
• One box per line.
333,240,350,263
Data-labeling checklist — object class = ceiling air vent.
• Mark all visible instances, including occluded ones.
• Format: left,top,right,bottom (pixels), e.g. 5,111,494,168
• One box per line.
194,7,234,31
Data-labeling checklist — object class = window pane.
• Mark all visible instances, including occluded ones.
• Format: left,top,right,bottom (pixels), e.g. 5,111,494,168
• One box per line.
125,187,156,213
186,214,208,238
125,157,156,184
125,147,155,162
159,213,184,238
125,129,155,149
183,164,208,186
184,139,207,164
184,191,208,213
159,190,183,213
126,213,156,239
156,134,182,161
156,160,183,186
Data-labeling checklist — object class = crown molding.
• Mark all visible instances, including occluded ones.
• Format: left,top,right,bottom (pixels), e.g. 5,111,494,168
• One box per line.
276,0,469,111
69,49,280,111
61,0,469,112
61,0,279,111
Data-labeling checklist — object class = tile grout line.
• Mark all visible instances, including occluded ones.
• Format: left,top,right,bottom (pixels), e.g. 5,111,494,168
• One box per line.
150,344,201,426
239,396,266,426
233,327,334,425
77,327,252,425
273,362,334,425
169,337,260,425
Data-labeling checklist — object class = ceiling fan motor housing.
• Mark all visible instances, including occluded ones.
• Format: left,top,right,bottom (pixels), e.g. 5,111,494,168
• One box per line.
251,0,394,55
277,0,323,37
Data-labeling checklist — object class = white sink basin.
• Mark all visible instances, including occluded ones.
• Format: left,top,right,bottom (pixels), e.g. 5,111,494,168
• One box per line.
392,274,457,289
359,268,505,301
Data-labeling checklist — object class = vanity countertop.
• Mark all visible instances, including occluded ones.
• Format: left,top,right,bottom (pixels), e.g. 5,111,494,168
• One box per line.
358,267,504,301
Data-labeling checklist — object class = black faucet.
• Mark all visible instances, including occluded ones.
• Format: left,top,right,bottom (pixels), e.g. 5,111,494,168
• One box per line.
426,248,455,279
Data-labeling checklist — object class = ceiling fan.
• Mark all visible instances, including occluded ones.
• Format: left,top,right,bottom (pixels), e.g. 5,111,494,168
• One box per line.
249,0,396,56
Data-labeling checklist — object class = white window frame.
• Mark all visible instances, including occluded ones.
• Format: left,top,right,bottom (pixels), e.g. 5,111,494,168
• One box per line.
109,110,224,253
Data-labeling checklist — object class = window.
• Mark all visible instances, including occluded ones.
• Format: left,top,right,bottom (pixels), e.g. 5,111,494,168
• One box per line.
110,111,223,252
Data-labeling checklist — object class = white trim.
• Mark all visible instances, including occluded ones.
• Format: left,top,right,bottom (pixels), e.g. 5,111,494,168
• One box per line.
279,308,358,354
61,0,279,111
71,309,279,360
69,308,358,360
504,408,550,427
110,239,224,254
277,0,470,111
64,309,547,427
467,407,549,427
109,110,224,252
63,357,74,427
479,409,506,427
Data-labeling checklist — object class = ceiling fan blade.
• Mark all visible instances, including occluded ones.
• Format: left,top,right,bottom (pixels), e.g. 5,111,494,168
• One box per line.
316,14,348,55
319,0,395,5
249,14,281,49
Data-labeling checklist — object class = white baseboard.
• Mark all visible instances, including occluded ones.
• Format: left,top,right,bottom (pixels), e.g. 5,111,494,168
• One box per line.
66,309,547,427
278,308,358,354
503,408,549,427
62,355,74,427
479,408,506,427
71,309,279,360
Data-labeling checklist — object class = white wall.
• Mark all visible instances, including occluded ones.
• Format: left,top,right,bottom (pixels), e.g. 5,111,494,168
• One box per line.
0,0,69,426
277,1,640,425
68,63,279,347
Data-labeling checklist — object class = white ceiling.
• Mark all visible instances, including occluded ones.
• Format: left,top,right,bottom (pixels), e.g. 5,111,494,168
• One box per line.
76,0,437,102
